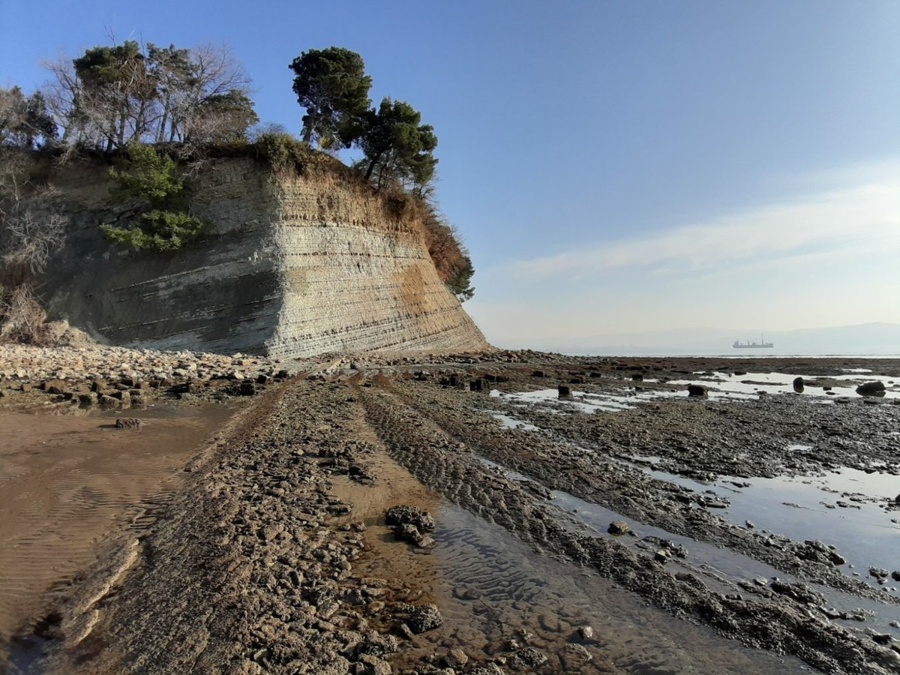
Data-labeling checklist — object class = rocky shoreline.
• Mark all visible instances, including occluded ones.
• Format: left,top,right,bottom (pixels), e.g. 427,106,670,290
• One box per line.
2,348,899,673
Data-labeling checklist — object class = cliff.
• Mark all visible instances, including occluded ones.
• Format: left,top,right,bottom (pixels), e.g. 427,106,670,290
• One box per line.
38,157,488,358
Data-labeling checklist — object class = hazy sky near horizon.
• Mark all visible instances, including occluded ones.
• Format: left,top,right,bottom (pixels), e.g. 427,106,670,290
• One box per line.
2,0,898,349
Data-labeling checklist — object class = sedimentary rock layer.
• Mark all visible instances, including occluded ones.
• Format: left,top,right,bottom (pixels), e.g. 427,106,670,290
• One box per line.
40,158,487,358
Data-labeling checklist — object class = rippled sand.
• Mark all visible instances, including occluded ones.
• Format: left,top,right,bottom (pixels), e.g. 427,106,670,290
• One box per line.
0,404,234,646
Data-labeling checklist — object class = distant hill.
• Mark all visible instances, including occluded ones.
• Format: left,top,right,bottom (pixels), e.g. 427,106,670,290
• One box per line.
549,323,900,356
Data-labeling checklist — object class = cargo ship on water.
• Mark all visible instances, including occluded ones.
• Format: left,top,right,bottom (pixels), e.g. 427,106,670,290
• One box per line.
733,338,774,348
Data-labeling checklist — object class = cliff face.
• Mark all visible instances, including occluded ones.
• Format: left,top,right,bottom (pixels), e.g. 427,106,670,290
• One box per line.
40,158,488,358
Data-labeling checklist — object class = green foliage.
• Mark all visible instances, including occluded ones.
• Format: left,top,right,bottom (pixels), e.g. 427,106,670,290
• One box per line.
0,87,56,149
446,256,475,302
101,210,207,252
49,40,255,151
108,143,185,204
73,41,147,88
289,47,372,147
418,199,475,302
191,90,259,143
359,98,438,189
252,132,311,171
103,144,207,251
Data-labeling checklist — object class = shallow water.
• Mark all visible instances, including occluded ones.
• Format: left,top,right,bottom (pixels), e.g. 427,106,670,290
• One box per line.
641,464,900,578
487,380,900,590
422,503,814,673
477,456,900,637
492,369,900,408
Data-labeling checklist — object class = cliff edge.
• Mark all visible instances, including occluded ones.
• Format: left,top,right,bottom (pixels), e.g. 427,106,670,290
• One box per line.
39,157,488,358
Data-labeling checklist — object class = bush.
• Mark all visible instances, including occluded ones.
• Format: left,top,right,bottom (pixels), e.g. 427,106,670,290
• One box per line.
0,283,47,343
419,203,474,302
101,210,208,252
252,132,311,171
102,143,208,252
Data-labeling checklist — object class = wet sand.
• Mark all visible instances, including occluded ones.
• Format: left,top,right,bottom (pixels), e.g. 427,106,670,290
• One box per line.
2,353,899,674
0,403,236,663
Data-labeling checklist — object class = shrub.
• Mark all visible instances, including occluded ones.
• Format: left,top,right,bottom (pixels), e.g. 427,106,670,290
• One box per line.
252,132,311,171
419,203,474,302
0,282,47,343
102,144,208,252
101,210,208,252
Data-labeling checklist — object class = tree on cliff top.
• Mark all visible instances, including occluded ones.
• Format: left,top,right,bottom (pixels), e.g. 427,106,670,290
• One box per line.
357,98,438,190
289,47,372,148
0,87,57,150
45,40,255,152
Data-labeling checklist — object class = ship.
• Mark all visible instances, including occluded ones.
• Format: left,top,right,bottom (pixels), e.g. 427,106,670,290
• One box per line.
733,338,774,349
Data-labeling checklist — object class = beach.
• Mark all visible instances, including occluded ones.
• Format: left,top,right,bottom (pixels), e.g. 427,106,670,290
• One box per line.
2,349,899,673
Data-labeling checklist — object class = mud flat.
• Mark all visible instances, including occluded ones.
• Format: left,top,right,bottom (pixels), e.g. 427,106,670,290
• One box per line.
2,352,899,673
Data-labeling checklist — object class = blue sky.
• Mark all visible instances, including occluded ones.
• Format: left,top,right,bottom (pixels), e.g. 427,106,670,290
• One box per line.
2,0,898,349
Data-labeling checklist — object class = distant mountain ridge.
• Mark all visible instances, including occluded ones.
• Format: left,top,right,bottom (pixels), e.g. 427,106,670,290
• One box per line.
544,322,900,356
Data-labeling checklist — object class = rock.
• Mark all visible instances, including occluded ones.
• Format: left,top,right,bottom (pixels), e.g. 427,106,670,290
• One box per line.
892,571,900,582
99,394,120,408
557,385,571,397
115,418,143,430
578,625,594,640
239,381,256,396
515,647,548,667
385,505,435,533
43,379,69,395
608,520,629,535
445,648,469,668
404,604,443,633
77,392,97,407
631,373,643,381
792,376,804,393
856,381,886,396
655,549,671,563
869,567,889,579
687,384,708,398
469,378,484,391
359,654,392,675
396,523,424,544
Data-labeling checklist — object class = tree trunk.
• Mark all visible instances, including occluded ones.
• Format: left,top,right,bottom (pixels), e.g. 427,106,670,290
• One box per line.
363,148,385,182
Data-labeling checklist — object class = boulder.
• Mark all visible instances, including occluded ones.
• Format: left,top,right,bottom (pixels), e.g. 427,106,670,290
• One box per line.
687,384,708,398
404,603,443,633
42,379,69,395
608,520,630,535
792,377,804,393
557,385,571,397
385,505,435,533
856,381,886,396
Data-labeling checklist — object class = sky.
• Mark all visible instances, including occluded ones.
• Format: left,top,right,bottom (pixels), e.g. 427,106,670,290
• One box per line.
2,0,899,351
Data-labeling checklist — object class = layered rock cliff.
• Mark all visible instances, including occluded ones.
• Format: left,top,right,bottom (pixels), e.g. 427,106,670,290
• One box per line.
39,157,488,358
